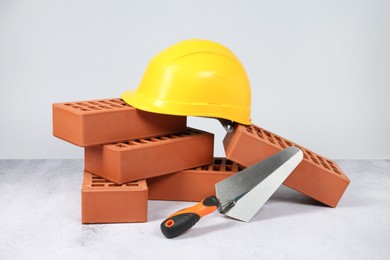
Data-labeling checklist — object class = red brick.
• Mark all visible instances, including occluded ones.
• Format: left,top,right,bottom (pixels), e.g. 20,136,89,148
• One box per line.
53,98,186,146
148,158,245,201
85,128,214,184
82,171,148,224
223,124,350,207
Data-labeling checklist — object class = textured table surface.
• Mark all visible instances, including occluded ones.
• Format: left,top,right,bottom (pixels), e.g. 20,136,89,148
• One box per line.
0,160,389,260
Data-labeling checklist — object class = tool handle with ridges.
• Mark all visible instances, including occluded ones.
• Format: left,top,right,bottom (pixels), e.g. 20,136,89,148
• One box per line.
160,196,219,238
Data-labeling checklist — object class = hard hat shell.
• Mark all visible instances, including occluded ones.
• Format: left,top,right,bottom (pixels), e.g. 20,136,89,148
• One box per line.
121,39,251,125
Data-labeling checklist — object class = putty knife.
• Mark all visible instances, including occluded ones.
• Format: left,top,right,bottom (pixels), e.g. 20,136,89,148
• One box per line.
161,146,304,238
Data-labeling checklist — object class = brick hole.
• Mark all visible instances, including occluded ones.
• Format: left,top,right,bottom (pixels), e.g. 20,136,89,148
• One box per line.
108,184,121,187
64,103,71,106
321,162,330,170
133,139,147,144
201,165,210,170
185,130,197,135
87,102,99,105
245,126,253,133
225,160,234,165
126,183,139,187
108,99,126,106
256,132,264,139
226,165,233,171
238,165,245,171
263,130,271,137
91,184,104,187
104,100,122,107
92,176,104,179
98,105,111,109
303,153,309,159
81,108,90,111
254,126,261,132
109,104,125,109
212,165,221,171
279,141,286,148
285,141,292,146
268,137,275,144
306,150,313,156
92,179,106,183
327,160,335,166
302,149,311,157
115,99,127,105
214,158,223,165
115,144,127,148
311,157,319,165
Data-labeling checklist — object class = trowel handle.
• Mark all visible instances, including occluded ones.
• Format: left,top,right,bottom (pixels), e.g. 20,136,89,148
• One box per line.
160,196,220,238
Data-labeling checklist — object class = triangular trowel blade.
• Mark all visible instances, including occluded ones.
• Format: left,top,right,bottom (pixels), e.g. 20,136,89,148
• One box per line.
223,147,303,222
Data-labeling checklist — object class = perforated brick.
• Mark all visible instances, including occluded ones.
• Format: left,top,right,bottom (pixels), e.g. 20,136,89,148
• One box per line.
53,98,186,146
223,124,350,207
82,171,148,224
148,158,245,202
85,128,214,184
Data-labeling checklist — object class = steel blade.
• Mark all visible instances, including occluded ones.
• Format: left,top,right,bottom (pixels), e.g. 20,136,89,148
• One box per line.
215,146,303,222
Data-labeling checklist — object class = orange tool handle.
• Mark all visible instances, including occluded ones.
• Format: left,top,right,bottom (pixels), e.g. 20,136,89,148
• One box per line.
160,196,220,238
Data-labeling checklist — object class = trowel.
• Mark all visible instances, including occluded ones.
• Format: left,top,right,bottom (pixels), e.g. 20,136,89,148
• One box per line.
160,146,303,238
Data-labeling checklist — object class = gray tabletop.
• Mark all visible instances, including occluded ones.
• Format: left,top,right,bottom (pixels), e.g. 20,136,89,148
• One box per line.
0,160,389,260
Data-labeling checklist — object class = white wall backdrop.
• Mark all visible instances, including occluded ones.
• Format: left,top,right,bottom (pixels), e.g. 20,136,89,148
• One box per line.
0,0,389,159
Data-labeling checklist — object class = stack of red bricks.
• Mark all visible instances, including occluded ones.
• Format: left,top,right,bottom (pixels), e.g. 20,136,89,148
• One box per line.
53,98,350,224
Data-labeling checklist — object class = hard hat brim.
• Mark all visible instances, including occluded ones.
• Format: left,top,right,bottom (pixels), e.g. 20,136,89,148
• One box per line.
121,90,251,125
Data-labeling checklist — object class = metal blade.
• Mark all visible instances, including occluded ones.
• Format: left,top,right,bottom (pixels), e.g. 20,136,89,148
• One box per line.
215,146,303,222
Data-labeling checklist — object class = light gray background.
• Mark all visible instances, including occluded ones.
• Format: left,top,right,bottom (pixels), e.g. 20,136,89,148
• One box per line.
1,0,389,159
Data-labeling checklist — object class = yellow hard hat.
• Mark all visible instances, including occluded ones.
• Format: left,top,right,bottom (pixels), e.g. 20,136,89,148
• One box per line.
121,39,251,125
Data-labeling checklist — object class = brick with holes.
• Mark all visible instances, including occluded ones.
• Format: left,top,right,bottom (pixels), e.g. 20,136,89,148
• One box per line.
85,128,214,184
52,98,187,147
223,124,350,207
147,158,245,201
82,171,148,223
